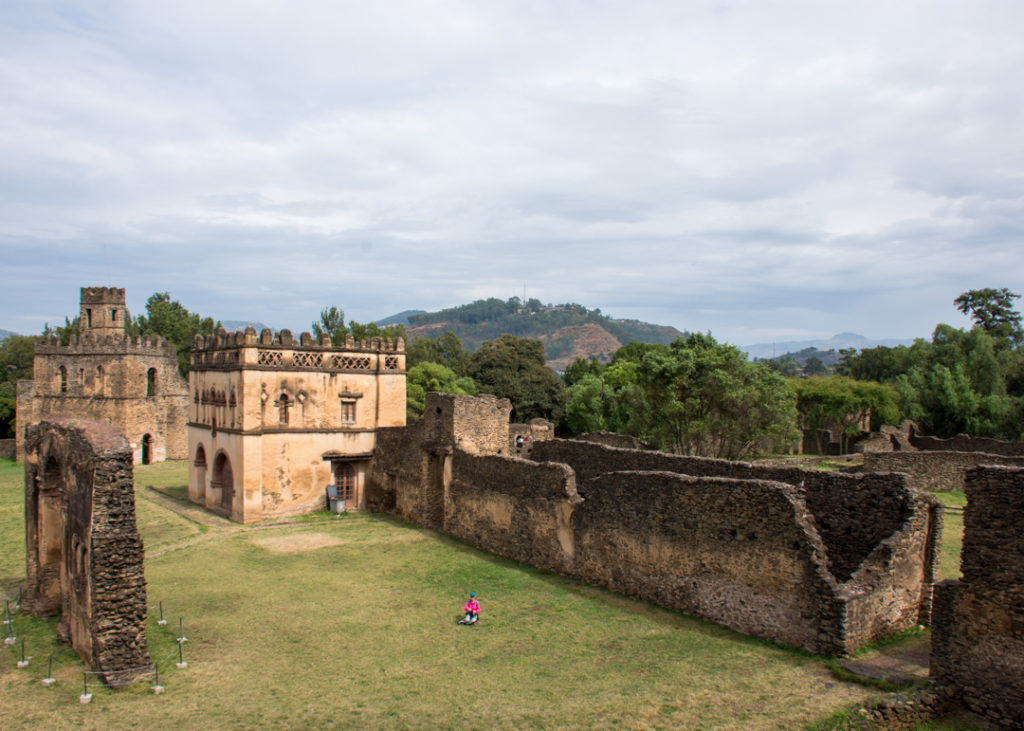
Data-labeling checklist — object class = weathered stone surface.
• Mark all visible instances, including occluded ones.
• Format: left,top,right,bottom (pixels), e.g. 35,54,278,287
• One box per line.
368,394,940,656
931,465,1024,729
15,286,189,464
863,450,1024,492
23,417,151,688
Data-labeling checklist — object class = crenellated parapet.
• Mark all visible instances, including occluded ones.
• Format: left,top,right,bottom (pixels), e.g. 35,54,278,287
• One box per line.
190,327,405,372
79,286,126,305
34,333,177,357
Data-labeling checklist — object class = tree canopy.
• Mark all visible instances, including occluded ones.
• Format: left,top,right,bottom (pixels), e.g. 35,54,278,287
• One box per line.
954,288,1023,345
467,334,567,423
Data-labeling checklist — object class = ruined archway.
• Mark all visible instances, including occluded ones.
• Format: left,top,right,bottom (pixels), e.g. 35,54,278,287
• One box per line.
24,418,151,687
212,450,234,511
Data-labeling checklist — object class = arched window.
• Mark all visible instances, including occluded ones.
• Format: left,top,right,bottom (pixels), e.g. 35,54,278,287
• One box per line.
212,451,234,510
193,444,208,500
146,368,157,396
59,366,67,393
278,394,291,425
96,365,106,396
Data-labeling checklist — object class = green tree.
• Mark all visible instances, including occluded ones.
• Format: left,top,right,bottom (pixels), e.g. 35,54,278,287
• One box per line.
468,334,567,423
406,362,477,420
954,288,1023,345
135,293,219,376
312,306,347,345
0,334,35,438
803,356,827,376
406,331,469,375
790,376,900,453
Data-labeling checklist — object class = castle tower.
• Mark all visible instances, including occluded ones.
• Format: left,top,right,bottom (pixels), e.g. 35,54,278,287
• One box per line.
79,287,127,337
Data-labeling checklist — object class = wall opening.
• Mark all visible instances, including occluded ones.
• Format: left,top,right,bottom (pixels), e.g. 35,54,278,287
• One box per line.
212,451,234,510
96,365,105,396
146,368,157,397
37,456,65,614
194,444,207,500
141,434,153,465
59,366,67,393
334,463,356,506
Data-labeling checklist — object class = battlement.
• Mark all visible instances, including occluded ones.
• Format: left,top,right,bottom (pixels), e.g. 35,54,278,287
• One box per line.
192,326,405,353
80,287,126,305
34,333,176,357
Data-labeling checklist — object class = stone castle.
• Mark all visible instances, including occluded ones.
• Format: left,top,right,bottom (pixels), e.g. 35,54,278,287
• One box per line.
187,326,406,522
15,287,189,465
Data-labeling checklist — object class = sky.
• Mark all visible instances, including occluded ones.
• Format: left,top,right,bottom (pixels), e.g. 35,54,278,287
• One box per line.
1,1,1022,347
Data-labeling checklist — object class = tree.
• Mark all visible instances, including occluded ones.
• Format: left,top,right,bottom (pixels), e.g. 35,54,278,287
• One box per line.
406,331,470,375
0,334,35,438
406,362,477,420
467,334,567,423
312,306,347,345
134,293,219,376
803,356,827,376
954,288,1023,345
790,376,900,453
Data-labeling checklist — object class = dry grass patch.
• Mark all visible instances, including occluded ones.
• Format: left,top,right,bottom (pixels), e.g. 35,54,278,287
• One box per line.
250,532,344,553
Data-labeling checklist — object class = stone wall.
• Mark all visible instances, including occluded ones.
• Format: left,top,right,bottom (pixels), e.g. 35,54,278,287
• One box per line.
509,418,555,456
910,433,1024,456
369,404,939,656
575,431,642,450
0,438,13,459
446,452,579,574
863,450,1024,492
23,417,151,687
931,465,1024,729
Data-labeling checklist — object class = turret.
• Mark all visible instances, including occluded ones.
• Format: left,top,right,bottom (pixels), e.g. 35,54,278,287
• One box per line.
79,287,127,338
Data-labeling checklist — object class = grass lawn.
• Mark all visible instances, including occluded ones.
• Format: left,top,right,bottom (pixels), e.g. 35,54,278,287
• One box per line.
0,458,975,729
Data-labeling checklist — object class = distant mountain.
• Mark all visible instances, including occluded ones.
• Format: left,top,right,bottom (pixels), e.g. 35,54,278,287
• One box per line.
405,298,686,371
0,328,20,340
740,332,915,361
220,320,272,333
376,310,426,327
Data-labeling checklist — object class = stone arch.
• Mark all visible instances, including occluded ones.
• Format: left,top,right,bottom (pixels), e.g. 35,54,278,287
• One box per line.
211,450,234,511
146,367,157,396
141,433,154,465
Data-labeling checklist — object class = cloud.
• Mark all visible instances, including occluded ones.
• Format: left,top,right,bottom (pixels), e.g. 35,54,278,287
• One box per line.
1,0,1022,345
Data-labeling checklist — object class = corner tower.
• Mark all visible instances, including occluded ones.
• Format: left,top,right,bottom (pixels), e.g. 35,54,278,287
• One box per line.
79,287,127,337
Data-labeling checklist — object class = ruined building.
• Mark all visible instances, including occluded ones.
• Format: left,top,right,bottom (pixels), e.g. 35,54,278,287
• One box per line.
187,327,406,522
931,464,1024,729
368,392,942,656
23,417,151,687
15,287,189,464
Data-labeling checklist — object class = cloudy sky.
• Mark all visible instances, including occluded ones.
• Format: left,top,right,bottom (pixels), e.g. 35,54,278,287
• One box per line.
1,1,1021,346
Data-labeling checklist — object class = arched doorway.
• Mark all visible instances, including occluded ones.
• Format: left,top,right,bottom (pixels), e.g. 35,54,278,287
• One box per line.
212,451,234,512
36,457,65,614
193,444,207,500
141,434,153,465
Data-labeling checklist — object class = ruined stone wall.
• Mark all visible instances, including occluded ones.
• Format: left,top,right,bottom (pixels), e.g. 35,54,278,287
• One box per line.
422,392,510,455
445,451,578,573
23,417,150,687
910,433,1024,456
863,450,1024,492
571,471,836,652
931,465,1024,728
371,418,936,654
366,423,427,521
509,418,555,456
575,431,642,450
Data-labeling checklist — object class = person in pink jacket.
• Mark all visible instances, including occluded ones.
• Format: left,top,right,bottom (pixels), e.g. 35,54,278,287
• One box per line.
458,592,480,624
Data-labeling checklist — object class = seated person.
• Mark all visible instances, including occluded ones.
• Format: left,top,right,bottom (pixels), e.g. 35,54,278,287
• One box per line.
458,592,481,624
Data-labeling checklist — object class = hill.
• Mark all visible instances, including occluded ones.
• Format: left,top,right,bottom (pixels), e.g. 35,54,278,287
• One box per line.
740,332,914,360
376,309,426,327
405,298,686,370
0,328,20,340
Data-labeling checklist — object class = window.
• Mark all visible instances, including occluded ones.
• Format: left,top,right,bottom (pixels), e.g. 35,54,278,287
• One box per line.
110,308,117,322
96,365,105,396
59,366,67,393
278,394,291,425
146,368,157,396
86,309,92,328
340,400,356,424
